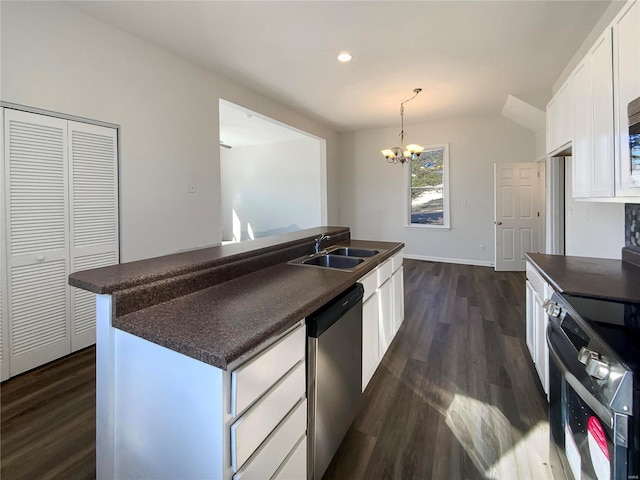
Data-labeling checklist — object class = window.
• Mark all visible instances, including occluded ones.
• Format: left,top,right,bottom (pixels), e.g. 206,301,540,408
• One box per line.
408,144,449,228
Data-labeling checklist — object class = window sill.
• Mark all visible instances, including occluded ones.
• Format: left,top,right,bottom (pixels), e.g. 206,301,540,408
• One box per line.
405,223,451,231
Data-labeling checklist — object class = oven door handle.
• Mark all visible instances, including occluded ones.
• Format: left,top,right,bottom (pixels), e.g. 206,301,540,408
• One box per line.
546,323,615,429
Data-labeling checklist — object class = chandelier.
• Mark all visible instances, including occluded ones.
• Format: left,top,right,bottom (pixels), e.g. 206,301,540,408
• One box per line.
381,88,424,165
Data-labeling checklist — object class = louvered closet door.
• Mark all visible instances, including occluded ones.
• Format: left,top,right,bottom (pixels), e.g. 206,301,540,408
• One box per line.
0,111,9,381
69,121,118,351
4,109,71,376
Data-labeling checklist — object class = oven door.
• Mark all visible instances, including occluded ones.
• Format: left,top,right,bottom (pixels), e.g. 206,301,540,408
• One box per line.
547,317,629,480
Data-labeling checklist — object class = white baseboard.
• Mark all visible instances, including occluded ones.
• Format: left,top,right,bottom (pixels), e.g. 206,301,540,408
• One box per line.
403,253,495,268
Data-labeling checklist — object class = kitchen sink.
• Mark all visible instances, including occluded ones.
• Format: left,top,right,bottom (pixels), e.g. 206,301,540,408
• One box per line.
302,254,364,269
327,247,380,258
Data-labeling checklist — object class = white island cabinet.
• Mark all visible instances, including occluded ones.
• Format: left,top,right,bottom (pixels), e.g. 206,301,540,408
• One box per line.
96,293,306,480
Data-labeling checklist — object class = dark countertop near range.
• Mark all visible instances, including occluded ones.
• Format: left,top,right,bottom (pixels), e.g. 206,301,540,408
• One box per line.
526,252,640,304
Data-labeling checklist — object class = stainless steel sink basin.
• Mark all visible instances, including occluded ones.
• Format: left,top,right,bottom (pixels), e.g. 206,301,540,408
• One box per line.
327,247,380,258
302,254,364,269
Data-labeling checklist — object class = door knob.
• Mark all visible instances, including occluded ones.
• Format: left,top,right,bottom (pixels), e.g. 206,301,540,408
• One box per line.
495,221,503,225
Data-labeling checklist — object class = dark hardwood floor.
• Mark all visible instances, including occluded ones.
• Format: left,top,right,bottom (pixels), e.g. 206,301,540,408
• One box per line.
1,346,96,480
0,259,552,479
325,259,553,479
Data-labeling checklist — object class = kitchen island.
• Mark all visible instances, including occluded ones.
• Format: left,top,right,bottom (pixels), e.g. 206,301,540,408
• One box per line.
69,226,404,480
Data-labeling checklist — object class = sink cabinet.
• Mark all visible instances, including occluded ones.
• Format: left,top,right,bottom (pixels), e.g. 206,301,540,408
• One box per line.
359,249,404,391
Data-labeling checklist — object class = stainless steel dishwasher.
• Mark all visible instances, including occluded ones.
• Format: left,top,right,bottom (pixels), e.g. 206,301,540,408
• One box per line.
307,283,364,480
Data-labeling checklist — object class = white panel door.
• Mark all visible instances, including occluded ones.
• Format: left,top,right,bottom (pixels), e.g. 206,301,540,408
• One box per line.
494,163,539,271
68,121,119,352
572,61,593,198
4,109,71,376
590,30,615,198
614,0,640,196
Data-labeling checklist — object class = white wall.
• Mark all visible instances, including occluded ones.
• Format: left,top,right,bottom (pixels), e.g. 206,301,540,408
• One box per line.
564,158,625,259
338,116,536,265
1,2,339,262
220,138,322,241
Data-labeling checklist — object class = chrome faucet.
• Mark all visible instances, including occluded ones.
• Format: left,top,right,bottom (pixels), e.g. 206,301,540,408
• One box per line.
314,234,331,254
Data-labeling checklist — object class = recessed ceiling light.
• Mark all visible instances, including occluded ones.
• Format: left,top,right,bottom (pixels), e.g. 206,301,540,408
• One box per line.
337,52,352,63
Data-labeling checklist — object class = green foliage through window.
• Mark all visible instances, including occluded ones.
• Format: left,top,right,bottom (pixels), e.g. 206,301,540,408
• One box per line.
410,147,446,225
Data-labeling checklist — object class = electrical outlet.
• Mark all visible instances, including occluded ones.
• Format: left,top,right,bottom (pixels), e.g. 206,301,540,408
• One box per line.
462,200,468,207
480,245,485,252
188,182,197,194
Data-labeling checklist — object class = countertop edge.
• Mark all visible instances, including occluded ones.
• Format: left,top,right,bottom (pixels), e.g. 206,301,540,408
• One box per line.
112,240,404,370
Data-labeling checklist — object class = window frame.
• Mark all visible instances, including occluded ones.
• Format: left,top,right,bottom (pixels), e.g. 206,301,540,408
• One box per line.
405,143,450,229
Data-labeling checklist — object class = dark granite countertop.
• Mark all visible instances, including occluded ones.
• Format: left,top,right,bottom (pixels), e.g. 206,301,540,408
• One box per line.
526,252,640,303
113,239,403,370
70,226,350,294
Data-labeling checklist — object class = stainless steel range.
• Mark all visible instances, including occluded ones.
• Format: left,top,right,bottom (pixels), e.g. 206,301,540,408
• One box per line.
545,292,639,480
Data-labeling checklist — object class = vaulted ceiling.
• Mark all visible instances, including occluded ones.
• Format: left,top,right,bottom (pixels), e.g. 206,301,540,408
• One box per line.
70,1,611,131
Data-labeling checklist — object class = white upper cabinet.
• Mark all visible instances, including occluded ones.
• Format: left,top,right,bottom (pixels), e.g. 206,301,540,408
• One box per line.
613,0,640,197
546,96,558,154
549,0,639,201
590,30,615,198
572,60,593,198
557,80,574,149
546,77,574,155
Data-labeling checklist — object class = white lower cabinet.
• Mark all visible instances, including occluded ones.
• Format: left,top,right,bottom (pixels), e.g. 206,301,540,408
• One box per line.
362,291,379,391
359,249,404,392
103,319,307,480
378,277,393,358
525,262,551,398
273,435,307,480
391,265,404,336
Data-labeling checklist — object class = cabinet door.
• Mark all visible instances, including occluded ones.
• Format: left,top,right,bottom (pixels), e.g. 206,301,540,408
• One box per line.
68,121,119,351
557,80,574,148
362,293,379,392
590,30,615,198
391,266,404,336
525,280,536,361
572,61,593,198
378,279,393,359
3,109,71,376
614,0,640,196
534,291,548,396
546,96,558,154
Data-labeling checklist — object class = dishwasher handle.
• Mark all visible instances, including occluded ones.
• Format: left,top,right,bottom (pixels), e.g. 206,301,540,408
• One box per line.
307,283,364,338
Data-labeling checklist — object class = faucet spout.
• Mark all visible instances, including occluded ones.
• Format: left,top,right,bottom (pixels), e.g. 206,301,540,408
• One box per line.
314,234,331,254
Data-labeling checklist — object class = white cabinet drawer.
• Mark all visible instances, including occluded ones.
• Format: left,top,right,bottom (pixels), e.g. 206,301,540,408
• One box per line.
391,250,403,273
273,435,307,480
359,268,378,303
233,399,306,480
377,259,392,287
231,324,304,417
230,360,305,472
525,262,547,298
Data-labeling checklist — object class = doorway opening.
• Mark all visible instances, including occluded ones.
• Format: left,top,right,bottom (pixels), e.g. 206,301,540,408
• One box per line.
218,99,326,244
